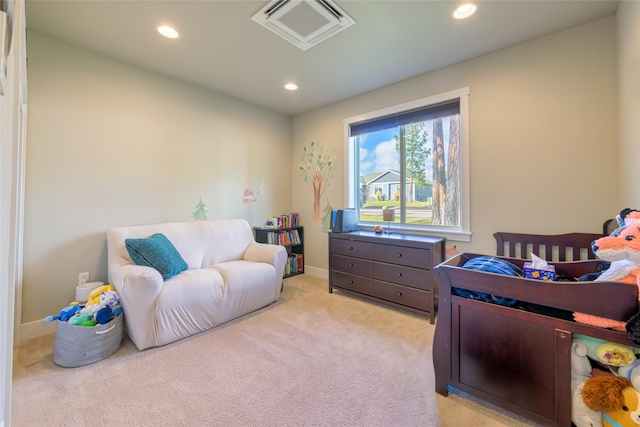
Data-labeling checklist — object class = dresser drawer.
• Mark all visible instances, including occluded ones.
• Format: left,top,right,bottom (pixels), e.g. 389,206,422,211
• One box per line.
373,244,431,269
331,271,374,296
328,231,443,324
373,280,430,311
373,262,432,290
332,238,373,259
332,254,373,277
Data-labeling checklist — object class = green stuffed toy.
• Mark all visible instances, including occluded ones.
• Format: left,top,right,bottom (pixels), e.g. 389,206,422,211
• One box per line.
68,313,96,327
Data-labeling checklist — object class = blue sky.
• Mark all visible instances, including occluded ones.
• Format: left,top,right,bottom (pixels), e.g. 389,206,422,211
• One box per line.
358,128,399,175
357,119,451,179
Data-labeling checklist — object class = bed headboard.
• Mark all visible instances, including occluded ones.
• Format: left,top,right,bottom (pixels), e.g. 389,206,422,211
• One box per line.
493,231,604,262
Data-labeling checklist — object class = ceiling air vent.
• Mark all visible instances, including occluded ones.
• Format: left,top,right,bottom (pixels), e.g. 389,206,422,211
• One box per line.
251,0,355,51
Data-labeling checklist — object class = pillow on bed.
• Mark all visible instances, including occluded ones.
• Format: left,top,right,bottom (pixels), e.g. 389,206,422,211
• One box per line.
454,256,523,307
125,233,188,280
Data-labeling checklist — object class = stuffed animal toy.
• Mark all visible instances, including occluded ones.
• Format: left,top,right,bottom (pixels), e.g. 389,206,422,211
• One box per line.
85,284,114,307
93,306,113,325
445,245,459,260
46,287,122,327
610,209,640,237
68,313,96,327
619,360,640,393
600,225,640,345
572,338,605,427
80,289,118,313
575,334,633,366
593,210,640,283
44,303,81,322
594,214,640,283
99,290,120,308
574,225,640,336
92,291,123,324
45,288,123,326
579,209,640,282
79,289,122,324
582,376,640,427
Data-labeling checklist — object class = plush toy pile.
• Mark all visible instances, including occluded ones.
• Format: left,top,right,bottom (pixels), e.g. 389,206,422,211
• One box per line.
45,284,123,327
566,208,640,426
572,333,640,427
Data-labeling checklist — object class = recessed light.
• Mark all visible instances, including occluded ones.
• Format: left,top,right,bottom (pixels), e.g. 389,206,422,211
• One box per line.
284,83,298,91
157,25,179,39
452,3,477,20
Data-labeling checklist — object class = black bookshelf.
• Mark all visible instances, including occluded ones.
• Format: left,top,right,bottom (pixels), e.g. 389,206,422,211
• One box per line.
253,226,304,278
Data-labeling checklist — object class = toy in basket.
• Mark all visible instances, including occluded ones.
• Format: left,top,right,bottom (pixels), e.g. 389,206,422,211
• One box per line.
46,285,124,368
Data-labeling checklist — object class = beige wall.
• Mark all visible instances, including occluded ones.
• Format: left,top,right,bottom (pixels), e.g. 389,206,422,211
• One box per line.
618,1,640,208
24,31,292,328
293,17,619,270
23,14,625,334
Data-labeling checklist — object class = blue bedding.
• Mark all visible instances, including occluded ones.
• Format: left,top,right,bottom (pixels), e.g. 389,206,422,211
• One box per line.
453,256,523,307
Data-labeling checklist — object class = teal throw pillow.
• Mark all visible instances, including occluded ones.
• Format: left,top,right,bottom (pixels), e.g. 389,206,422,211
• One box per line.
125,233,187,280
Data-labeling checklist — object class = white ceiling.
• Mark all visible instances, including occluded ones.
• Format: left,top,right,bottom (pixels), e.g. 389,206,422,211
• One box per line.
25,0,619,116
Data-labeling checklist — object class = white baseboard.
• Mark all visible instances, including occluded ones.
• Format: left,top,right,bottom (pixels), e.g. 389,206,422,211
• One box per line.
303,265,328,280
19,318,56,343
19,268,330,344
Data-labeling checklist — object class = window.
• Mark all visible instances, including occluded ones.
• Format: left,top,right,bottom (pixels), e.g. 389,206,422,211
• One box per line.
344,87,470,241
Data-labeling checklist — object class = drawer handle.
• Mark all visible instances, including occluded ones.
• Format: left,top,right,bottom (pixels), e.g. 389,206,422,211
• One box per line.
349,280,354,284
349,263,354,267
397,272,402,277
397,253,402,258
349,246,354,250
397,291,403,297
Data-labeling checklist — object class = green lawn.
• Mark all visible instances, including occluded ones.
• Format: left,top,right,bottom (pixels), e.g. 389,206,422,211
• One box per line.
360,201,432,223
363,201,431,208
359,214,433,224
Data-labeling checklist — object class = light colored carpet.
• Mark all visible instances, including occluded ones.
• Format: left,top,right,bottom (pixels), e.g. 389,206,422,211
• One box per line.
13,275,440,426
12,275,539,426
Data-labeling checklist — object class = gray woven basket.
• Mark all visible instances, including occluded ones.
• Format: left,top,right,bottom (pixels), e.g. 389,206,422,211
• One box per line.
53,313,123,368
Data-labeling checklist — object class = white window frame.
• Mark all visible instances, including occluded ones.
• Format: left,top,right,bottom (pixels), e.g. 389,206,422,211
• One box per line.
343,87,471,242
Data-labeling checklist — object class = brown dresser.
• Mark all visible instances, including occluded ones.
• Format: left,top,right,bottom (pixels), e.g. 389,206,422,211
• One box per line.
328,231,445,323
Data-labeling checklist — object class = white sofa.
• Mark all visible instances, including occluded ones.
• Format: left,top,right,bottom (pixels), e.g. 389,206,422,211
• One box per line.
107,219,287,350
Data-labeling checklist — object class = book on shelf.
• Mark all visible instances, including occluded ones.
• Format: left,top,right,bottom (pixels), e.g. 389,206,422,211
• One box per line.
269,213,299,229
285,254,304,276
264,229,301,246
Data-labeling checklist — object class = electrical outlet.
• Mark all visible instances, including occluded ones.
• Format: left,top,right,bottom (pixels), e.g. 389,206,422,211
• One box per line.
79,272,89,286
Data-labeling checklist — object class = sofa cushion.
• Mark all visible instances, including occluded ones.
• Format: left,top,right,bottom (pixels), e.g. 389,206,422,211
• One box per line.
153,262,276,346
125,233,188,280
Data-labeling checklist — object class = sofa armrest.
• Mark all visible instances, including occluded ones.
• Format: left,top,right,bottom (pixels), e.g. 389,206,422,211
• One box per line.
244,241,287,296
244,241,287,272
109,262,164,350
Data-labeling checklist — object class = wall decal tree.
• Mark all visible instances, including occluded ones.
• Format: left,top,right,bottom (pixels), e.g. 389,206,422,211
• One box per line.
192,197,208,221
320,199,333,233
300,141,336,228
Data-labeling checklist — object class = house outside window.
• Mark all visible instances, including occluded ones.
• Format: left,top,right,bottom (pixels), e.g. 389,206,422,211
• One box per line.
344,87,471,241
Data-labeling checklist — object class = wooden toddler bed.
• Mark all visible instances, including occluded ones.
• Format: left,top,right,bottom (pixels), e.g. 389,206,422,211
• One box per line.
432,230,639,427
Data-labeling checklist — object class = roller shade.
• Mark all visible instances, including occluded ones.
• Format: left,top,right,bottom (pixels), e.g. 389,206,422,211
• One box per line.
349,100,460,137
